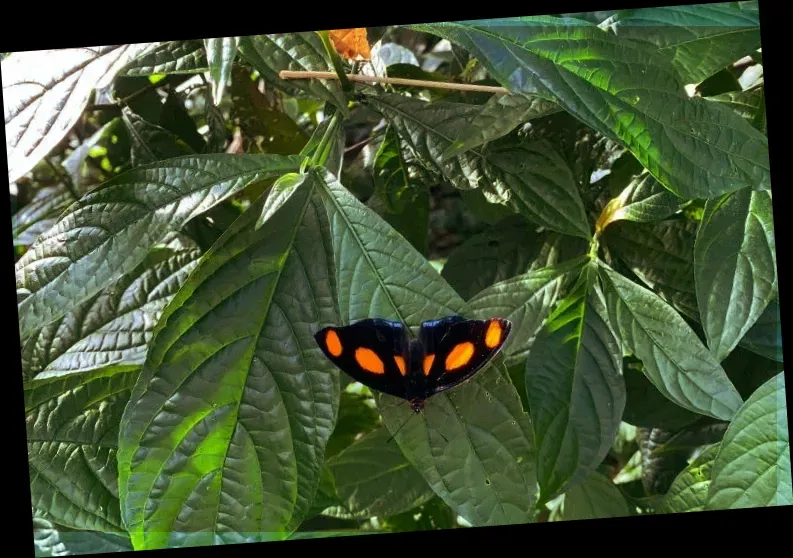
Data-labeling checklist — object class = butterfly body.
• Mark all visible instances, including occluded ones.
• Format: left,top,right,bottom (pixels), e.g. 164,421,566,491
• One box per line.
314,316,512,413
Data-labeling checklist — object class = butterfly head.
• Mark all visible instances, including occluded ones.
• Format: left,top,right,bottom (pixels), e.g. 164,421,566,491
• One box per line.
409,398,425,414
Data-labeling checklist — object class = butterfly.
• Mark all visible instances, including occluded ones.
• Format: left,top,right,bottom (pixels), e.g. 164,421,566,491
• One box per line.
314,315,512,414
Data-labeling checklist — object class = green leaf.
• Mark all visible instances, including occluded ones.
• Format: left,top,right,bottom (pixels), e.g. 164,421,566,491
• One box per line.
229,66,309,156
466,256,587,366
369,93,591,239
598,263,743,421
460,188,515,225
316,167,537,526
325,389,382,459
603,217,700,320
600,2,761,84
237,33,347,112
300,115,345,176
21,247,201,381
412,17,770,199
27,367,141,534
117,172,340,549
15,153,303,341
33,510,134,557
694,188,776,361
596,172,684,234
3,43,158,183
121,107,195,166
524,264,626,503
442,93,560,158
204,37,240,105
442,216,587,301
657,443,720,513
12,185,76,248
325,427,434,519
706,372,791,509
121,40,208,76
622,361,703,431
560,471,632,520
739,296,783,362
369,124,429,254
708,88,766,132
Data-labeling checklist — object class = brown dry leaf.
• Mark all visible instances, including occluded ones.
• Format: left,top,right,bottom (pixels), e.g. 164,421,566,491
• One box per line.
328,28,371,61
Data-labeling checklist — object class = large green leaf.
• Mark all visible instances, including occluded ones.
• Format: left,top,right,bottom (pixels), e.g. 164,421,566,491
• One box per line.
694,188,776,362
26,367,141,534
603,217,700,321
15,153,303,341
324,426,434,519
117,172,340,549
622,360,703,431
657,443,720,513
204,38,240,105
560,471,631,520
412,17,770,199
369,93,591,239
3,43,158,183
21,247,201,381
596,172,684,234
32,509,134,557
12,185,76,248
237,33,347,111
524,263,625,503
708,87,766,133
739,296,783,362
706,372,791,509
466,256,587,366
602,216,781,361
598,263,743,421
600,2,761,84
121,107,195,166
121,40,208,76
442,93,561,158
368,124,429,254
316,168,536,526
442,216,587,301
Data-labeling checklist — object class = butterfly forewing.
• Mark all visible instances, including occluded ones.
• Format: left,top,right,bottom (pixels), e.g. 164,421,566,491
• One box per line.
314,318,411,400
419,316,512,396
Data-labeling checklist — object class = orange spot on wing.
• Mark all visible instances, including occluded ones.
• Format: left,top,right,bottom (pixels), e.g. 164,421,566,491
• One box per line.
325,329,342,356
423,354,435,376
394,355,407,376
485,320,503,349
355,347,385,374
445,342,475,372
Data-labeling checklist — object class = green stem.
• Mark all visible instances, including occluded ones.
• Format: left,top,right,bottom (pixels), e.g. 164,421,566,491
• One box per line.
316,31,353,94
302,111,342,173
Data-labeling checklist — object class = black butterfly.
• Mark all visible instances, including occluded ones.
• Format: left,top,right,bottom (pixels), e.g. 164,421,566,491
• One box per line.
314,315,512,413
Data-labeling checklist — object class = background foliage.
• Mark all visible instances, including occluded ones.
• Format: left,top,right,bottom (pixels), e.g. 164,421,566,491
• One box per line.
7,2,789,554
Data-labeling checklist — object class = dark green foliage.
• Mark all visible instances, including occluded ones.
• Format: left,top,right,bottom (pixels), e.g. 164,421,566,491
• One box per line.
10,5,787,553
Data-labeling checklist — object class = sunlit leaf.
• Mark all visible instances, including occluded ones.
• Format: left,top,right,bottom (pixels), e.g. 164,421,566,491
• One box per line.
706,372,791,509
694,188,776,361
3,43,158,183
16,153,303,341
412,17,770,199
598,263,743,421
118,172,339,549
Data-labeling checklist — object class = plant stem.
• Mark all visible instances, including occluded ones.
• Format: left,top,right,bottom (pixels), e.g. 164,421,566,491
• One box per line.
279,70,510,94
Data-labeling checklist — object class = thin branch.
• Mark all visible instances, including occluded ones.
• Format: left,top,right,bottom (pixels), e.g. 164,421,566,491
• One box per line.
279,70,510,94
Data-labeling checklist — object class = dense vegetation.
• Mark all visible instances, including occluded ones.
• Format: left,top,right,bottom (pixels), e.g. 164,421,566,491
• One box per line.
6,2,788,554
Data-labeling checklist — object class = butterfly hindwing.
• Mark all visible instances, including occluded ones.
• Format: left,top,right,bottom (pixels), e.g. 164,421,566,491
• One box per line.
314,318,410,400
418,316,512,396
